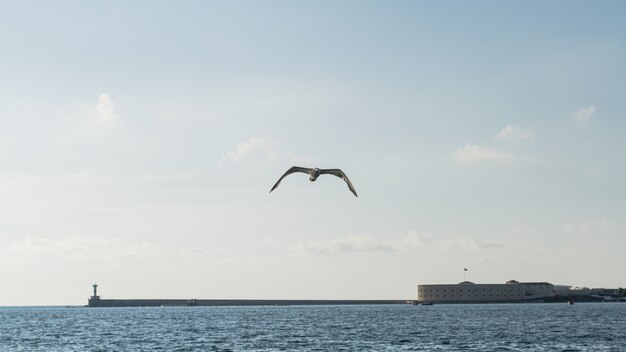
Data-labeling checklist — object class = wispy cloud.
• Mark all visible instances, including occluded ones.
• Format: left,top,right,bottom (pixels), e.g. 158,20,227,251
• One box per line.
1,236,155,263
455,144,513,162
93,93,119,128
68,170,95,182
443,237,504,252
561,219,622,235
496,125,534,142
510,225,536,235
584,165,603,177
300,232,504,255
0,235,207,265
301,234,398,254
572,105,595,127
298,231,431,255
58,94,120,145
219,136,312,167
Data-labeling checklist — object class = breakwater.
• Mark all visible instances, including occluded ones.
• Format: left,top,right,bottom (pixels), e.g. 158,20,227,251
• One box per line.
86,284,409,307
88,298,408,307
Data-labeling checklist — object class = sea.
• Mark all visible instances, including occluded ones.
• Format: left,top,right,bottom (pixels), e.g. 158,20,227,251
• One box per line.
0,303,624,351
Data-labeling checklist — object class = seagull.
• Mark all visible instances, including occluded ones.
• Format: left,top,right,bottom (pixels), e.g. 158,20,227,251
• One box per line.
270,166,358,197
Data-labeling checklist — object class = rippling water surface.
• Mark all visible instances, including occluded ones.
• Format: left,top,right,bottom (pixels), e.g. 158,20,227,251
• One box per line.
1,303,625,351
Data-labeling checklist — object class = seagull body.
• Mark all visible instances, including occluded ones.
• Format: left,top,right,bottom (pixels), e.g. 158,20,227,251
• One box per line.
270,166,358,197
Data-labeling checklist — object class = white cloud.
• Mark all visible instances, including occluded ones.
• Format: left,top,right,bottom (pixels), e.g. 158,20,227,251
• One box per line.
219,136,312,167
401,230,432,247
56,94,120,145
93,93,119,128
455,144,513,162
220,136,279,165
299,231,431,255
496,125,534,142
0,235,206,265
561,220,622,235
510,225,536,235
584,165,603,177
572,105,595,127
1,236,155,262
68,170,94,182
443,237,504,252
301,234,398,254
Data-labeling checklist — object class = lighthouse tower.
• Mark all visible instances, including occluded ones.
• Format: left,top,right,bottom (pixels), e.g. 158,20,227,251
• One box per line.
88,283,101,307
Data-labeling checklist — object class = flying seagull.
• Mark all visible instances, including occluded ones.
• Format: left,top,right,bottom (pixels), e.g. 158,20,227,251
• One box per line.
270,166,358,197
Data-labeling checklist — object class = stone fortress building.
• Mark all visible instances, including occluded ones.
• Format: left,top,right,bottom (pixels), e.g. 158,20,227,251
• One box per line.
417,280,557,303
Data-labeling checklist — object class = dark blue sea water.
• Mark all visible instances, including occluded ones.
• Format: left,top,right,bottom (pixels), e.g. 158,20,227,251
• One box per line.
0,303,624,351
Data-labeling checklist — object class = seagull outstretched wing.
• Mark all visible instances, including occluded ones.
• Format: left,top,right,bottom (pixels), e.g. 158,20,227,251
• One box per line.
270,166,312,193
320,169,358,197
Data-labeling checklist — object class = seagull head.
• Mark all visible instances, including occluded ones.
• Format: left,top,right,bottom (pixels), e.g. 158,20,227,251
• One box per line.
309,168,321,181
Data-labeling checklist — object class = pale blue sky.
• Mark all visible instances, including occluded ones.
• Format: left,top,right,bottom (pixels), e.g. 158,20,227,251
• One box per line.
1,1,625,305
